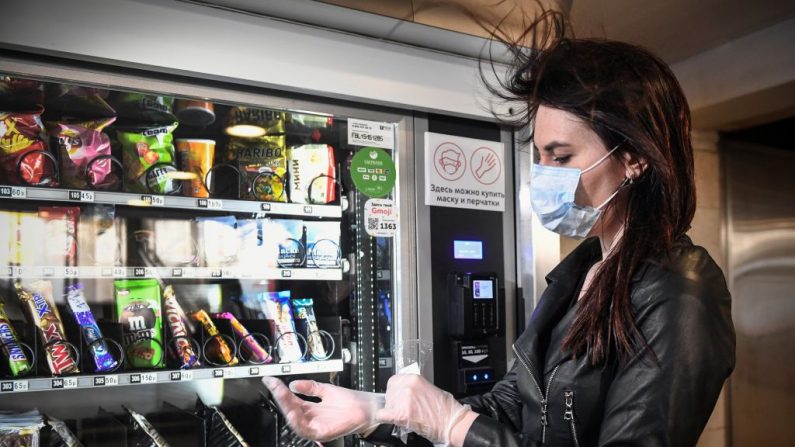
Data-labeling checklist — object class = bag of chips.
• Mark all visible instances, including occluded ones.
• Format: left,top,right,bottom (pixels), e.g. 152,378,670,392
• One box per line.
48,117,117,189
118,124,179,194
1,110,55,186
110,93,175,124
45,84,116,118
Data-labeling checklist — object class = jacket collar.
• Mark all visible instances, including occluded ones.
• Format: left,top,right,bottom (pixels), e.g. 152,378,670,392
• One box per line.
514,238,602,379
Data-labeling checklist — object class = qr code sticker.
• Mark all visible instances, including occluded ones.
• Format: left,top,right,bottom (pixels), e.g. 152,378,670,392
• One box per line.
367,218,379,231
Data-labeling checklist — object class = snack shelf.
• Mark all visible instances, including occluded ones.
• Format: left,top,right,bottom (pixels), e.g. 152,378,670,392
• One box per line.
0,359,344,394
0,265,343,281
0,185,343,219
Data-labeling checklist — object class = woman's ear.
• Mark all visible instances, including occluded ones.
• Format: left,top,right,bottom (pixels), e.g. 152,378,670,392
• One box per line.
621,151,647,181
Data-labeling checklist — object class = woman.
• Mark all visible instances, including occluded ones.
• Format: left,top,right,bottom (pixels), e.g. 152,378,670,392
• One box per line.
263,10,735,447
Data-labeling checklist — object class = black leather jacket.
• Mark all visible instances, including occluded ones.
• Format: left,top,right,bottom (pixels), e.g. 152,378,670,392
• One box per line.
461,236,735,446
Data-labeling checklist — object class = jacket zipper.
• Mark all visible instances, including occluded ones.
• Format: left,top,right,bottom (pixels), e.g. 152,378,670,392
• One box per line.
512,344,560,444
563,390,580,447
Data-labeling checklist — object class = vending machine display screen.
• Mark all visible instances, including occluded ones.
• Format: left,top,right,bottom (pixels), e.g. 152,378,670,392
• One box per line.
473,280,494,299
454,240,483,260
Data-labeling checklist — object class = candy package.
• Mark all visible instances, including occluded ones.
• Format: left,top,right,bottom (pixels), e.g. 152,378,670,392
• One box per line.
291,298,327,360
213,312,271,364
47,117,117,189
16,281,80,375
114,279,164,369
0,299,31,377
118,123,179,194
122,406,170,447
227,136,287,202
0,410,44,447
65,283,118,373
259,291,302,363
77,204,120,266
163,285,199,369
196,216,238,267
110,93,175,124
288,144,336,204
1,110,55,186
192,310,238,366
225,107,284,137
45,84,116,118
39,207,80,267
304,221,341,268
46,417,83,447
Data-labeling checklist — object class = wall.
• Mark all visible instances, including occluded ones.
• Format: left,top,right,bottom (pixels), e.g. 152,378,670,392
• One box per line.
558,130,729,446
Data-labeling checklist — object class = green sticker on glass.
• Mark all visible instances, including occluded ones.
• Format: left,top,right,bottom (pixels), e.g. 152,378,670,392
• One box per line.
350,147,396,198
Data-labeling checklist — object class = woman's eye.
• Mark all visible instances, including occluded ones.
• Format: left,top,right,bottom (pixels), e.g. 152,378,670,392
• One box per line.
553,155,571,164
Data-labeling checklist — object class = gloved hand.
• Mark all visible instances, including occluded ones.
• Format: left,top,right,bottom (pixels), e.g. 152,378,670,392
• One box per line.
376,374,472,446
262,376,385,442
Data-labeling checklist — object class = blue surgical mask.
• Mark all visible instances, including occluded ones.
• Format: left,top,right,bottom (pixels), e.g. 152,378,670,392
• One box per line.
530,145,628,239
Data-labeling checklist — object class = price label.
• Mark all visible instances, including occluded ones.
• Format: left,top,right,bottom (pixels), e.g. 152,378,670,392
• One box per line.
171,268,183,278
249,367,260,376
140,372,158,384
281,270,292,278
0,381,26,392
213,369,224,378
281,365,292,374
68,190,95,202
141,195,166,207
0,186,26,199
211,269,222,278
260,203,271,212
303,206,313,214
63,377,78,388
64,266,79,278
113,267,126,278
133,267,149,278
8,266,23,278
198,198,223,210
94,375,119,386
169,371,193,381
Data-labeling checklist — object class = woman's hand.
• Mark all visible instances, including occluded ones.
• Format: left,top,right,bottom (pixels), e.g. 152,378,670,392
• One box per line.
376,374,474,446
263,377,384,442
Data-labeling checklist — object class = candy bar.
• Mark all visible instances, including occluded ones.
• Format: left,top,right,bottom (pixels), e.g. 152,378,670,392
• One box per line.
16,281,79,375
259,291,303,363
192,310,238,366
65,283,118,372
292,298,327,360
163,285,199,368
0,299,31,377
212,312,271,364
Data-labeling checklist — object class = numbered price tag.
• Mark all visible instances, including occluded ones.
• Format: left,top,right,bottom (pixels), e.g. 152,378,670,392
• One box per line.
94,375,119,387
140,195,166,207
197,198,223,210
1,381,28,392
113,267,127,278
169,371,193,382
0,186,27,199
249,367,260,376
63,266,79,278
51,377,78,389
68,190,95,202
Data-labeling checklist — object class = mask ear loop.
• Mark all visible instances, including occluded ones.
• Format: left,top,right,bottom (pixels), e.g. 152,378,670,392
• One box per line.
581,142,623,175
595,177,632,210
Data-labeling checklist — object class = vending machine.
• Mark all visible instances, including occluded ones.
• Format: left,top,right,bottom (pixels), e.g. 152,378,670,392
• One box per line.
0,58,411,445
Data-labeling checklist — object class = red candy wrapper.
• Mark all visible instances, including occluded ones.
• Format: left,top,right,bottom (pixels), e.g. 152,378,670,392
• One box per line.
212,312,271,364
38,207,80,267
16,281,80,375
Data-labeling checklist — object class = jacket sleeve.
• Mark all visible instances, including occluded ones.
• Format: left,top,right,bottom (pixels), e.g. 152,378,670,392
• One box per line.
597,260,736,446
460,364,540,447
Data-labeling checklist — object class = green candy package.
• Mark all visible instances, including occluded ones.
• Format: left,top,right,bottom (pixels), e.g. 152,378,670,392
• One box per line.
114,279,165,369
118,123,179,194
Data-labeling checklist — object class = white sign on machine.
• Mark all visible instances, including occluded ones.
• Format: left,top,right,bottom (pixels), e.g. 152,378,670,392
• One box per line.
424,132,506,212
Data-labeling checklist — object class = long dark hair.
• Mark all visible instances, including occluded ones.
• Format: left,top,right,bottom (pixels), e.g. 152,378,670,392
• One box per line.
477,5,696,364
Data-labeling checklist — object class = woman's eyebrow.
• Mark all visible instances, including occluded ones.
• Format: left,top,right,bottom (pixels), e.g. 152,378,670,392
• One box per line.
535,140,571,152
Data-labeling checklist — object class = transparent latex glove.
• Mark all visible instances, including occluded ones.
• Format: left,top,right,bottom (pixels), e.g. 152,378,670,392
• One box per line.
263,376,385,442
376,373,471,446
